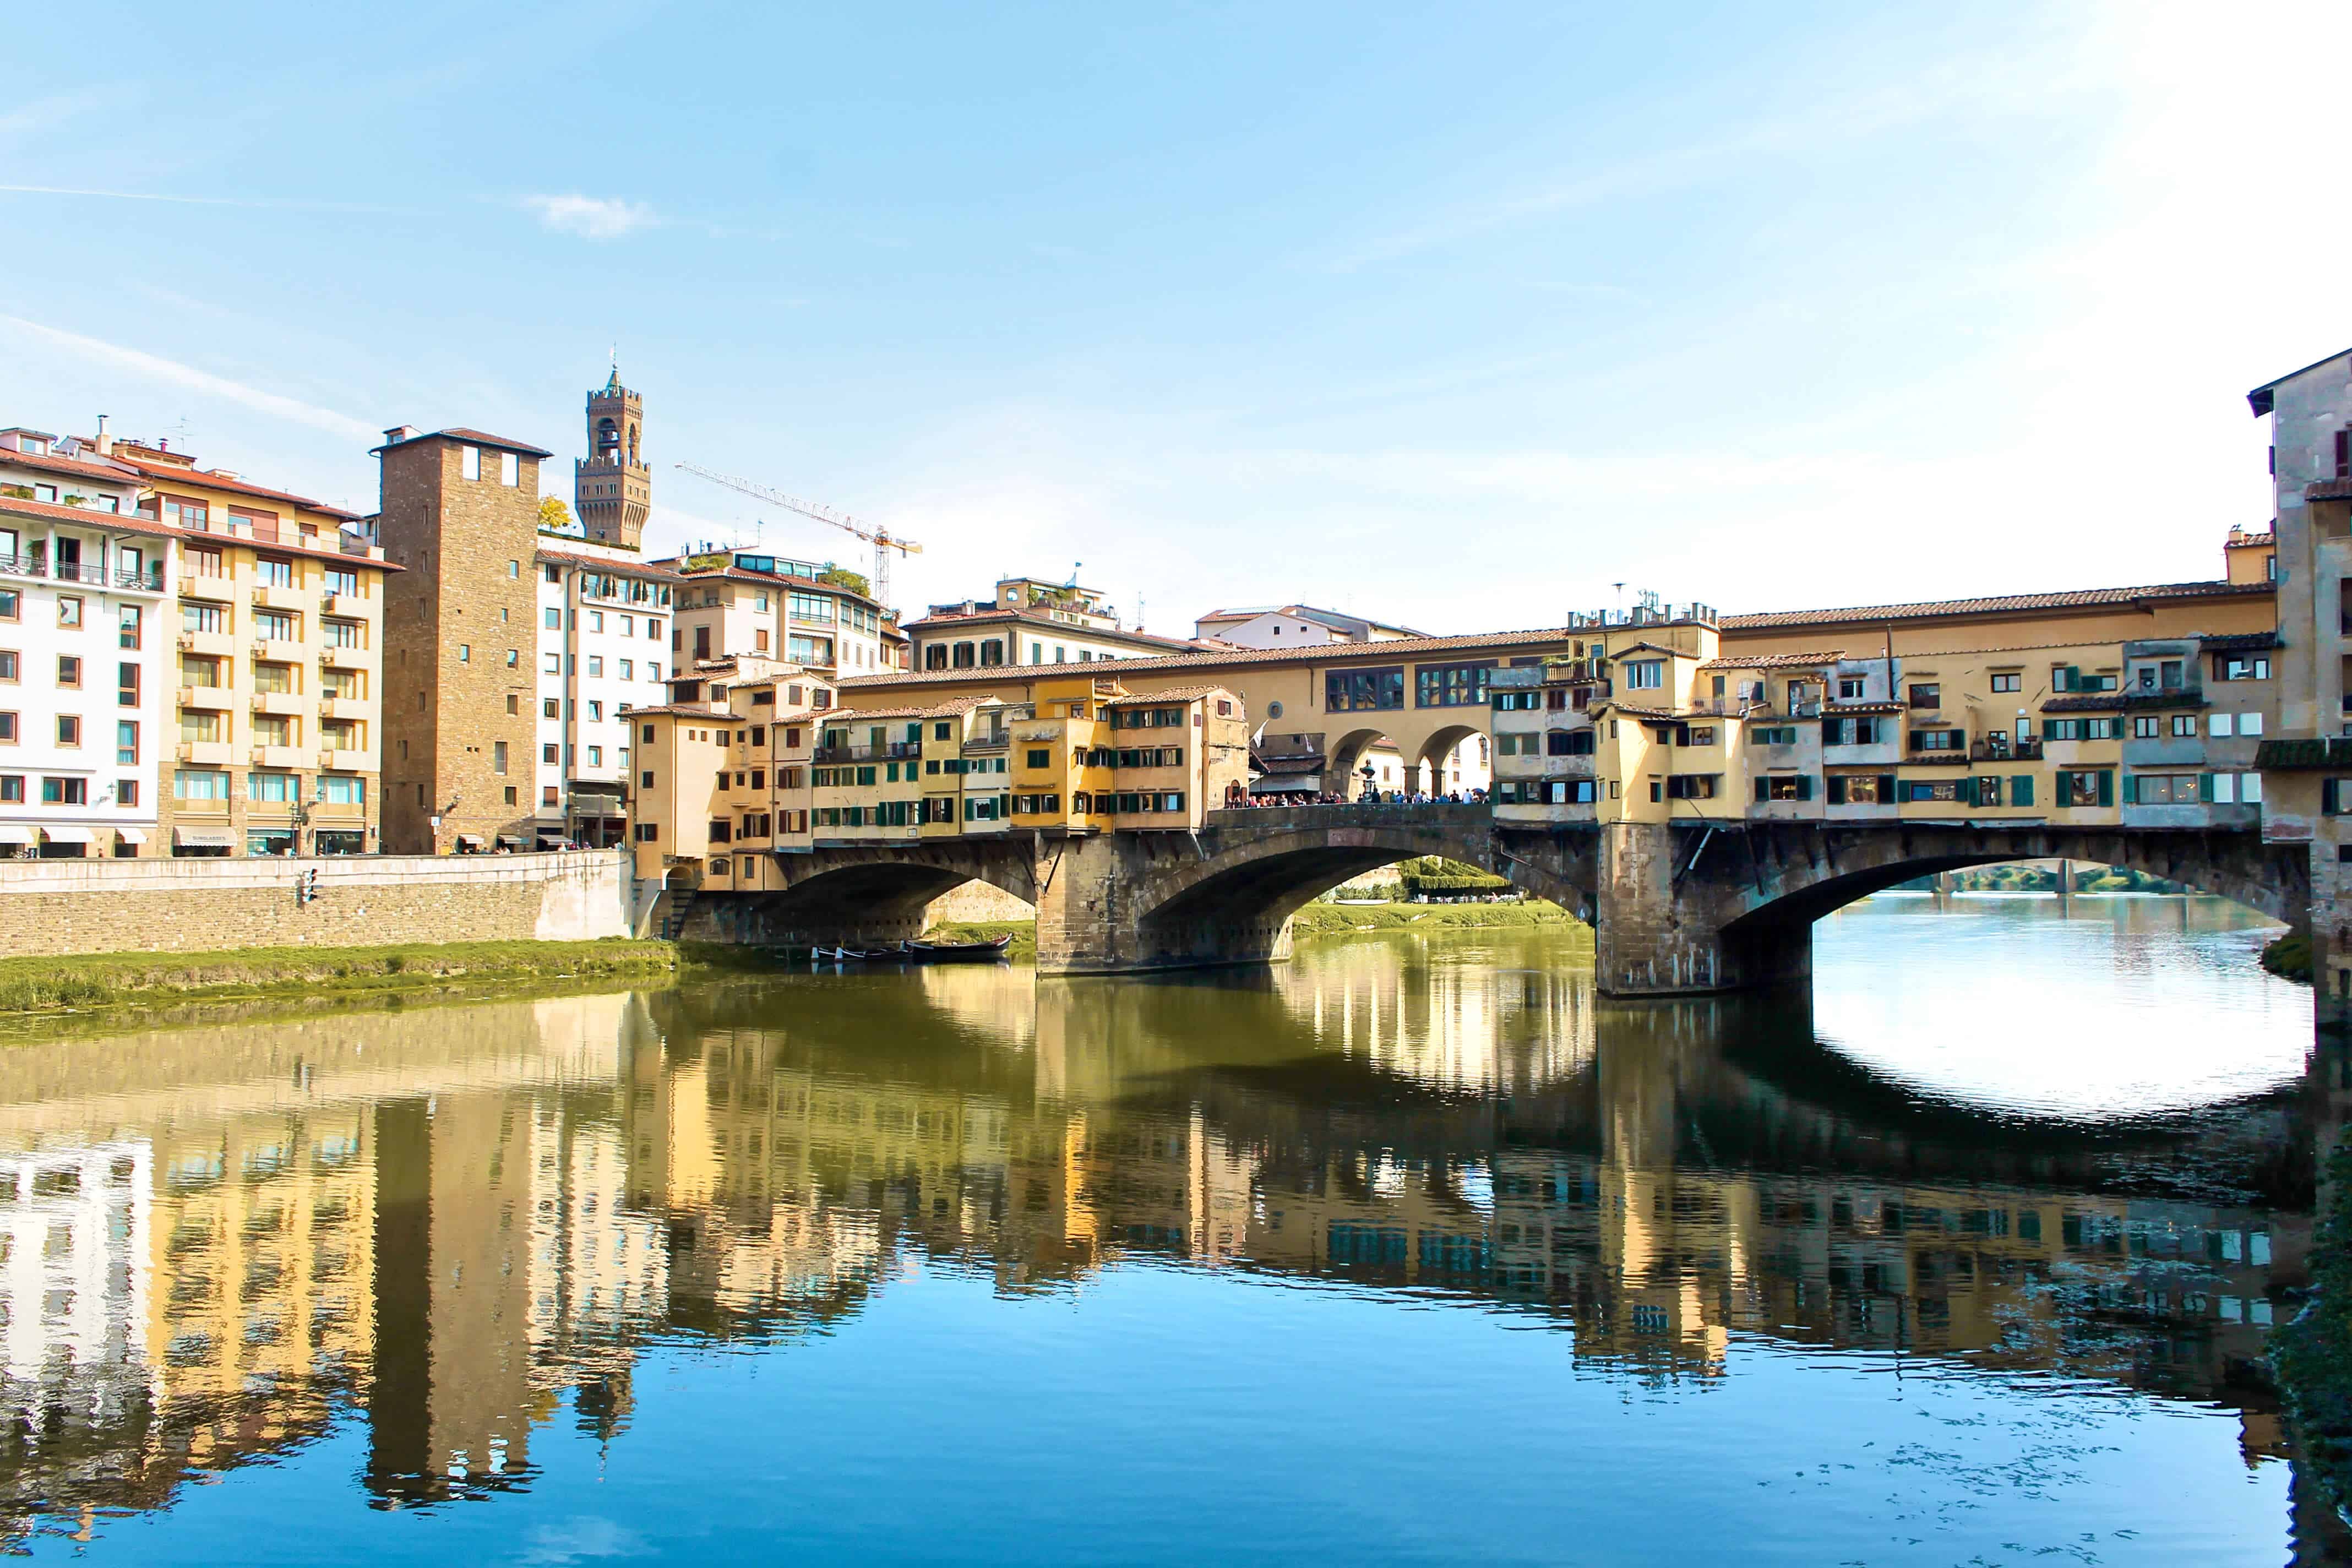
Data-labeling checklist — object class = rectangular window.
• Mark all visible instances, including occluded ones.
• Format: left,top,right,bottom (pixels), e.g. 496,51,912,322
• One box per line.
181,602,224,634
461,445,482,480
1990,673,2020,693
1664,774,1718,799
2132,715,2160,738
0,711,14,742
1623,660,1664,692
57,655,81,688
40,777,88,805
253,610,297,641
2216,655,2270,682
247,771,295,803
2056,769,2112,808
2169,714,2197,737
119,605,141,650
492,741,508,776
1325,666,1406,712
254,556,294,587
116,721,138,764
0,776,19,803
500,450,519,486
1415,661,1493,707
56,715,79,746
1751,726,1798,746
1907,727,1964,752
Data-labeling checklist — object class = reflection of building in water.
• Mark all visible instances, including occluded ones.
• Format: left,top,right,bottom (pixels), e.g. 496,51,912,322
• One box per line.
0,951,2323,1542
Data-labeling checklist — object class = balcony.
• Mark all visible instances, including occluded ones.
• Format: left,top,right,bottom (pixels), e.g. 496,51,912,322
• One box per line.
252,638,303,665
178,629,234,658
1970,739,2043,762
46,561,112,588
319,748,370,771
177,685,233,711
248,745,312,769
177,741,233,765
322,695,371,721
252,690,308,717
311,797,366,819
179,574,234,602
252,583,309,612
0,552,42,580
323,592,368,616
318,644,375,669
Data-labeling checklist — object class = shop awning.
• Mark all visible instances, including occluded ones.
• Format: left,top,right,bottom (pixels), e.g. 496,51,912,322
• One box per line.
173,827,236,848
0,825,31,845
496,835,527,848
456,834,486,849
116,827,146,845
1251,777,1321,794
39,826,92,845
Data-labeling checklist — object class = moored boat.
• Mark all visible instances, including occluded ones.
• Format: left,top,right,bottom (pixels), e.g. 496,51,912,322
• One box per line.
904,934,1014,963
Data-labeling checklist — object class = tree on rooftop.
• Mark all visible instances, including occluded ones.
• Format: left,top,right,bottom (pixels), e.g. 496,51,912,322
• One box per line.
538,496,574,531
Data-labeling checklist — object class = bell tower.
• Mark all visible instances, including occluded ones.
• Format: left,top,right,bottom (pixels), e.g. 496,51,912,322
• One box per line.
575,366,649,548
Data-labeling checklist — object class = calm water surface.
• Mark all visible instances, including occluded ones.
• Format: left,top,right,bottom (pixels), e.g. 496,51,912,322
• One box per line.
0,895,2342,1565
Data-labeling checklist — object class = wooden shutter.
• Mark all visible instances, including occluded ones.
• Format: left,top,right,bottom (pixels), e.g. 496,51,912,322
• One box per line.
1827,775,1847,805
2337,429,2349,478
1754,778,1769,803
2010,774,2033,807
2198,772,2215,803
1796,775,1814,801
2097,769,2113,807
2120,774,2137,804
1877,774,1896,805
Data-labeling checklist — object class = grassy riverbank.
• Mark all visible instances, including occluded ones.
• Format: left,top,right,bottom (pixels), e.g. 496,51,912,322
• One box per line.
2263,933,2315,984
0,937,722,1019
929,899,1581,965
2273,1133,2352,1513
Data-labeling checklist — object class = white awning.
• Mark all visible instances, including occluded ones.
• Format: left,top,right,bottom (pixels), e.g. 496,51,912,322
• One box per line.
0,825,30,845
116,827,146,845
39,826,92,845
456,834,486,848
173,827,236,848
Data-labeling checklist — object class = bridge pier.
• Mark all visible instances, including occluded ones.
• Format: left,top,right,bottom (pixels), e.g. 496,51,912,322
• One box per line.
1593,823,1810,998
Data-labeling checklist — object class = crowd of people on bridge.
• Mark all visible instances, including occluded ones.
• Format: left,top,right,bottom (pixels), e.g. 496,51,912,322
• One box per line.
1221,782,1490,808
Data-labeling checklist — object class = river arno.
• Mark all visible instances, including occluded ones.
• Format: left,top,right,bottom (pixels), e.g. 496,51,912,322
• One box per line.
0,896,2339,1565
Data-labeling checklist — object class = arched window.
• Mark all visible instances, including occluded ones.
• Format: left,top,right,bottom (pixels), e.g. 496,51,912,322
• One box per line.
596,417,619,457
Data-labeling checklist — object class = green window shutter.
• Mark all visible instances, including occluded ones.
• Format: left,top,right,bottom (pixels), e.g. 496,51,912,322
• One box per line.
1879,774,1896,804
1796,775,1814,801
2120,774,2136,804
2199,772,2215,803
2097,769,2113,807
1754,778,1769,803
2010,774,2034,807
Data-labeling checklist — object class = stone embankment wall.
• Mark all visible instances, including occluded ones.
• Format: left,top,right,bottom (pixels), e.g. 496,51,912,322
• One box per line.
0,850,634,958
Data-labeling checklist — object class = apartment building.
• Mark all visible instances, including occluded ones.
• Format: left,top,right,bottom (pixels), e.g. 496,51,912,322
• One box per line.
0,429,171,858
666,550,902,678
1006,676,1249,832
2245,349,2352,1002
1191,602,1427,648
628,655,834,886
534,537,679,847
908,576,1207,671
1478,552,2283,837
112,443,391,857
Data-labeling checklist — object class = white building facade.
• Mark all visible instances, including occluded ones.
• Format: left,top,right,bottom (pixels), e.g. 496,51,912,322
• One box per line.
0,429,173,858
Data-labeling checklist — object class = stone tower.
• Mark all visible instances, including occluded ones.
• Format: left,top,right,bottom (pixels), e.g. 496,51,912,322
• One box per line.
375,426,549,855
575,368,649,548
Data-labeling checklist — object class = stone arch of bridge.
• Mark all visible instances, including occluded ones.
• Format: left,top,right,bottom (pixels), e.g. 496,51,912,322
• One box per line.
1413,721,1487,792
1703,825,2308,943
1128,812,1597,971
1324,727,1393,793
688,842,1041,948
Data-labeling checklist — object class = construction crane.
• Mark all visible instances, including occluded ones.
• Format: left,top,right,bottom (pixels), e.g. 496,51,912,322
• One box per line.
673,461,923,606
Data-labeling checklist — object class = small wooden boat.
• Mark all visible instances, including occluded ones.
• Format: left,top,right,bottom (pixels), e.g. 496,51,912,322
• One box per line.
905,934,1014,963
813,944,911,963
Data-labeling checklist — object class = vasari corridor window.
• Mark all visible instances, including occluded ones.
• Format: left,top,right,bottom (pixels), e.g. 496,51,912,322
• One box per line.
1326,666,1405,712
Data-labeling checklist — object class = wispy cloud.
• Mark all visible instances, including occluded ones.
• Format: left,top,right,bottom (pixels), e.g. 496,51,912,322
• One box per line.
0,315,377,440
0,183,415,215
0,91,110,139
518,194,658,240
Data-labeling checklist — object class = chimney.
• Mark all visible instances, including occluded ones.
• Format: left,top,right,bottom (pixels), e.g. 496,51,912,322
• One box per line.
94,415,111,456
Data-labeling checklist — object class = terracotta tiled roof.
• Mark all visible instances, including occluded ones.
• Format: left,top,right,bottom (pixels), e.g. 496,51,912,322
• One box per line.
112,453,365,520
536,546,685,581
2258,738,2352,770
1098,685,1236,705
1719,580,2271,631
0,447,141,486
2040,694,2127,713
810,697,991,722
1697,649,1844,671
2203,631,2280,652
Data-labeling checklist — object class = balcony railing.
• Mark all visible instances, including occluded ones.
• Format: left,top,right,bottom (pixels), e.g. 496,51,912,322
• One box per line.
1969,739,2043,761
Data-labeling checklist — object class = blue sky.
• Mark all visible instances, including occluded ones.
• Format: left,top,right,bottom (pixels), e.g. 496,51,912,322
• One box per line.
4,2,2344,635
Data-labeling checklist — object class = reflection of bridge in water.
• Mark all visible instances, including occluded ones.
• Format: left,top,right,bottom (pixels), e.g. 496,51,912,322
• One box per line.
0,957,2334,1540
